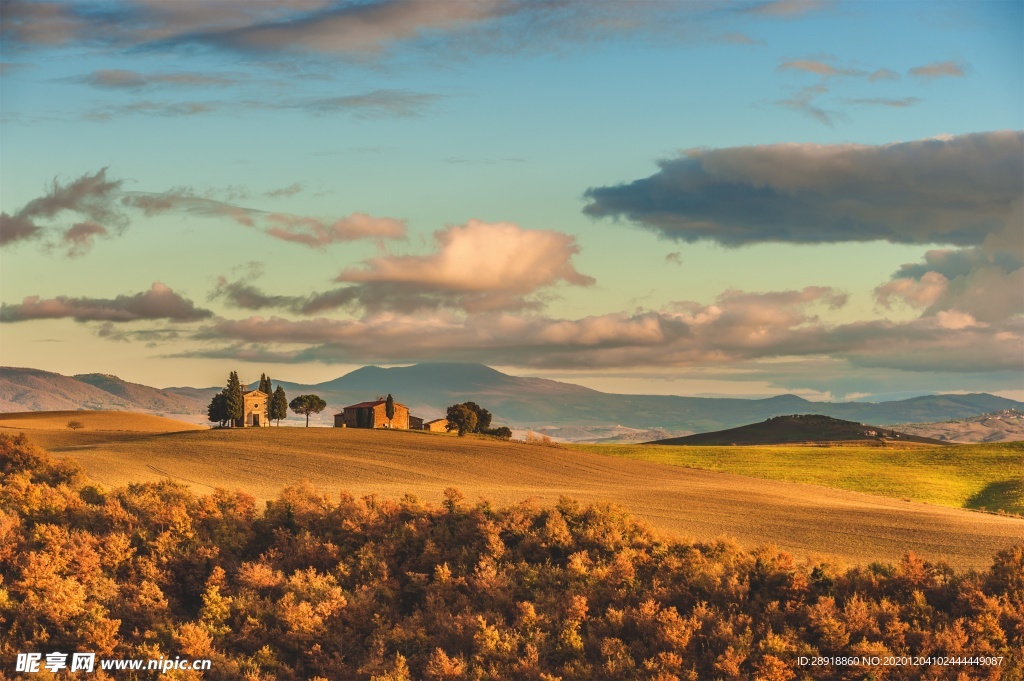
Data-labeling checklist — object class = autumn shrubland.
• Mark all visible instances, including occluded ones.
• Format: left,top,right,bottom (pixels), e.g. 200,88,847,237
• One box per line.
1,431,1023,680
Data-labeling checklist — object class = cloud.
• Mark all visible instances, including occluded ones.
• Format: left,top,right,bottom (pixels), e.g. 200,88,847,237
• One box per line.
0,168,125,247
184,284,1021,374
717,32,764,45
210,220,594,314
263,183,302,198
2,168,402,253
120,187,406,248
74,69,239,89
264,212,407,248
300,89,440,118
909,60,968,80
83,90,440,121
776,84,843,126
583,131,1023,246
0,282,213,323
738,0,827,17
844,97,920,108
875,247,1024,324
868,68,900,82
778,60,863,77
60,221,108,257
665,252,682,265
1,0,712,61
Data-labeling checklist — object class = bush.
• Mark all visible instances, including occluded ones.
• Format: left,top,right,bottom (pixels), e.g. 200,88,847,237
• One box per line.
1,431,1021,681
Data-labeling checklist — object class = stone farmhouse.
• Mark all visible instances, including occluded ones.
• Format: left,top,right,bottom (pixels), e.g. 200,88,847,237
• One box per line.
424,418,448,433
240,389,269,428
336,399,412,429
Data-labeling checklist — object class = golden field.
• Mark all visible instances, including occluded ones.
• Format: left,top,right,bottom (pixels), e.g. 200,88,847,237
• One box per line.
4,411,1022,570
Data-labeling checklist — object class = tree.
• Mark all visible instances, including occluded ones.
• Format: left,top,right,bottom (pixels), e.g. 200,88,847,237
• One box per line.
445,402,494,435
270,386,288,426
445,403,478,436
290,394,327,427
462,402,492,432
487,426,512,440
225,371,244,427
258,373,273,396
207,392,228,427
385,394,395,429
67,420,85,431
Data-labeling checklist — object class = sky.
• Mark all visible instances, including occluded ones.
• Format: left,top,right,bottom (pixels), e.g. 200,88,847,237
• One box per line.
1,0,1022,401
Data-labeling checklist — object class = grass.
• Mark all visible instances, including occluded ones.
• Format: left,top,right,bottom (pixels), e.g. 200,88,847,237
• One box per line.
573,441,1024,515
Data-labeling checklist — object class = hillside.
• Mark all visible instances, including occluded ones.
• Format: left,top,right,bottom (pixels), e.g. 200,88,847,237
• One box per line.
895,409,1024,443
5,363,1022,434
646,414,947,446
15,425,1023,569
0,367,208,414
0,410,204,432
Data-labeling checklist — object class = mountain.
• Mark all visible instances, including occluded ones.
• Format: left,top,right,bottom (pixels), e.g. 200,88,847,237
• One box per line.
0,367,208,415
646,414,948,446
5,363,1022,436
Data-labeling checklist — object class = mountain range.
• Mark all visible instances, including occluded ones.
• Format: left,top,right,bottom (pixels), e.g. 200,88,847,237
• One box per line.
2,363,1021,438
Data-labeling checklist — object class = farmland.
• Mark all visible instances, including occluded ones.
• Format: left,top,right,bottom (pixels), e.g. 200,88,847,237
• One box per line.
4,412,1022,570
578,441,1024,516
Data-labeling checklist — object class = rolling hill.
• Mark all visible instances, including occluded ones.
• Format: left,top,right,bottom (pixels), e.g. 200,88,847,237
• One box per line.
894,410,1024,443
4,363,1022,435
12,424,1023,569
646,414,948,446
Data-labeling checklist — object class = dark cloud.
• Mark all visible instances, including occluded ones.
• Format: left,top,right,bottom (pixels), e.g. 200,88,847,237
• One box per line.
583,131,1023,246
0,283,213,323
0,168,125,247
909,60,968,80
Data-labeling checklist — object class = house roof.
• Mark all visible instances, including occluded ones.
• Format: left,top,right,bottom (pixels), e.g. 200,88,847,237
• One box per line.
244,389,268,397
425,418,447,425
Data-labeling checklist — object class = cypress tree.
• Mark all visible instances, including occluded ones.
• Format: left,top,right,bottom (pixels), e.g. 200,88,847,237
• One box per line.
271,385,288,426
225,371,244,427
385,394,395,428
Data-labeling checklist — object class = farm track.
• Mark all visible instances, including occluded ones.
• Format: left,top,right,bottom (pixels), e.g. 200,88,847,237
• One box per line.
8,423,1023,569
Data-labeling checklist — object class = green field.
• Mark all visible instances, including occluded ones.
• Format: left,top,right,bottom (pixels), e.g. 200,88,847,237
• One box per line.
575,441,1024,515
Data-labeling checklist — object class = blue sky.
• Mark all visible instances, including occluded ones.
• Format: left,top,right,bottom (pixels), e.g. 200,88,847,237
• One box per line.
1,0,1021,400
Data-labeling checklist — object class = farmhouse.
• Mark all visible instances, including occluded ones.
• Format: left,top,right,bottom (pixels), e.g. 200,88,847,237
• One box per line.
424,418,448,433
336,399,411,429
241,389,269,428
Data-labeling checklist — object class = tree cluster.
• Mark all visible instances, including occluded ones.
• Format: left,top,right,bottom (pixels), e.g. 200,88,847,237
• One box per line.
207,372,288,427
445,402,510,439
1,432,1021,681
